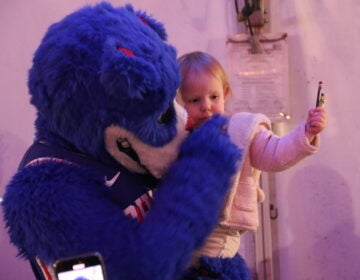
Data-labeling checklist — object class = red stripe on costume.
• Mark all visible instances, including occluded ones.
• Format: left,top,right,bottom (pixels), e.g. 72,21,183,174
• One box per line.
37,258,54,280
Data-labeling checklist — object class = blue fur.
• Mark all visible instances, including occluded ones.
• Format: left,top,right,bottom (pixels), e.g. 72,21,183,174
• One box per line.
182,255,251,280
2,2,246,279
29,2,179,158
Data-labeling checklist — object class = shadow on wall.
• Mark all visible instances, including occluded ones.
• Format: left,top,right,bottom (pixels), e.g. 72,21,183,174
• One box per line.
0,131,35,280
276,164,360,280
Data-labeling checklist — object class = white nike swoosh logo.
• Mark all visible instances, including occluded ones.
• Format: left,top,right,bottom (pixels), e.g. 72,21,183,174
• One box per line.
105,171,121,187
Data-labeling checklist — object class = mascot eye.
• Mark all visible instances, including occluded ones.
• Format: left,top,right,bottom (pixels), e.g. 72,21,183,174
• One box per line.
158,107,172,125
118,47,134,57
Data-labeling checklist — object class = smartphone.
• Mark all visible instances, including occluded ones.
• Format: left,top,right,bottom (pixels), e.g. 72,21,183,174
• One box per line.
53,252,107,280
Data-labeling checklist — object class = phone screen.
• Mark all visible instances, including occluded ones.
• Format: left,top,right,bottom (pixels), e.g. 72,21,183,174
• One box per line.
54,253,107,280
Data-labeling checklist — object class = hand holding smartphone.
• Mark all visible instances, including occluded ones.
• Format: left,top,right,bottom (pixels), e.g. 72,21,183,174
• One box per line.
53,252,107,280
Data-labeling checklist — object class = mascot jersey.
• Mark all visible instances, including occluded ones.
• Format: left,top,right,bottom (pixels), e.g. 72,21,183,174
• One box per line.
19,141,157,221
2,2,247,280
19,141,158,279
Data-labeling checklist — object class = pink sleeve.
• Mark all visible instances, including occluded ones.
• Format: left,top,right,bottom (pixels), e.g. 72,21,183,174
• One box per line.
250,121,320,172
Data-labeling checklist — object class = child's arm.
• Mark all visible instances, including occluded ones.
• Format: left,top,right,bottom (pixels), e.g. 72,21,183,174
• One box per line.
250,116,324,172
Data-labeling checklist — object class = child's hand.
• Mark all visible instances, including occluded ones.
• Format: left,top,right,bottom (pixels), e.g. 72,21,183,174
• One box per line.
185,116,195,131
305,107,327,142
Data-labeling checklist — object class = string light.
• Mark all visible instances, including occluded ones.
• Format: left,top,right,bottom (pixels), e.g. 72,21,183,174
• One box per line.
279,112,290,119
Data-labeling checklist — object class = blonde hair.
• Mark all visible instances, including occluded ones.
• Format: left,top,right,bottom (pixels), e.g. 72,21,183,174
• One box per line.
177,51,231,96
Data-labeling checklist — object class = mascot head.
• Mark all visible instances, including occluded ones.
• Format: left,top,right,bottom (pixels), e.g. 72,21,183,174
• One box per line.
28,2,187,178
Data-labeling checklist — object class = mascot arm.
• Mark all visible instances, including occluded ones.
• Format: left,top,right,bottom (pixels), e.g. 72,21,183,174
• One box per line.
138,115,241,277
3,161,147,278
3,116,240,280
3,161,135,258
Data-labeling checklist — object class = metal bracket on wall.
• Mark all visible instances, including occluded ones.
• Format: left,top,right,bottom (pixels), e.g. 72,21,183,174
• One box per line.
234,0,270,54
235,0,271,54
270,204,279,220
235,0,269,30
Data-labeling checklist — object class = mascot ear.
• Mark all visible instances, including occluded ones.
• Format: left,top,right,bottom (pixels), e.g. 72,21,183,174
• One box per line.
133,10,168,41
123,4,168,41
100,39,161,100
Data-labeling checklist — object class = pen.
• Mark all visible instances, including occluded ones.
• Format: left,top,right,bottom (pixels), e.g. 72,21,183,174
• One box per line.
316,81,325,108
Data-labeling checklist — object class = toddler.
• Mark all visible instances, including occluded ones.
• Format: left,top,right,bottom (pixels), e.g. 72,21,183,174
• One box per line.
177,51,327,274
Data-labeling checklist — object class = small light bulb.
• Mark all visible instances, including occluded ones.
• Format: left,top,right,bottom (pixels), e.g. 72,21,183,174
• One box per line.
279,112,291,120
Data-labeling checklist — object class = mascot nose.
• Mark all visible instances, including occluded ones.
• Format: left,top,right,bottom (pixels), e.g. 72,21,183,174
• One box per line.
158,106,172,125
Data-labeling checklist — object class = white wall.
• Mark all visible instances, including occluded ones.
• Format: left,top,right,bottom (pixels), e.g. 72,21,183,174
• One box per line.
0,1,359,279
269,1,360,279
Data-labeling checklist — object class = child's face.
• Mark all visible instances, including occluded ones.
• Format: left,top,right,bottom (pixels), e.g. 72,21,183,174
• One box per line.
180,70,228,129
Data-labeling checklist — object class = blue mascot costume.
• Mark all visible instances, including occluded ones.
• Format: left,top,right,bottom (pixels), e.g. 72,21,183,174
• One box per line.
2,2,249,279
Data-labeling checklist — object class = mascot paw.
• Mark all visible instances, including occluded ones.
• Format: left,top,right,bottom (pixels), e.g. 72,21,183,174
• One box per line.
179,114,242,194
181,114,241,167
